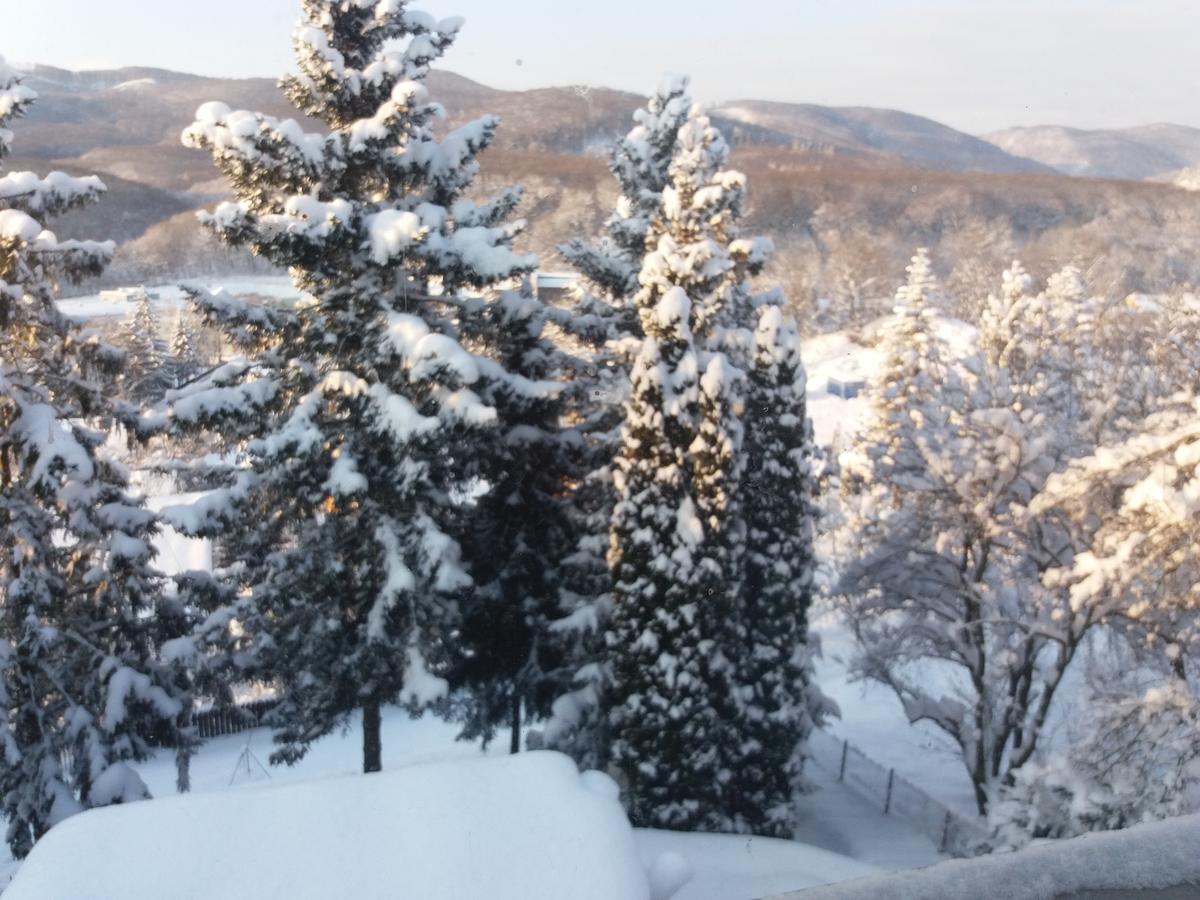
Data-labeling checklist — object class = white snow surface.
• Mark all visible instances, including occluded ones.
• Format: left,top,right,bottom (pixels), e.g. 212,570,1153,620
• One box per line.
57,276,300,319
6,751,661,900
0,208,43,241
112,78,157,91
772,814,1200,899
638,831,878,900
801,330,880,448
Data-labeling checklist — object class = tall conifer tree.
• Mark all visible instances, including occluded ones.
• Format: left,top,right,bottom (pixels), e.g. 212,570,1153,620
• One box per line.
594,96,827,834
453,284,578,753
169,0,535,773
0,58,185,856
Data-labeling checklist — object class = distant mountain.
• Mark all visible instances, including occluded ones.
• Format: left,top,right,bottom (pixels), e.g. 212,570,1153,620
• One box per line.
5,153,194,243
984,123,1200,181
13,63,1200,306
714,101,1052,174
15,64,1056,190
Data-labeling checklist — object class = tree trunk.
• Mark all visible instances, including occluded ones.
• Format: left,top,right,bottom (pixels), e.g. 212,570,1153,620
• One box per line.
362,700,382,773
971,775,989,817
509,693,521,755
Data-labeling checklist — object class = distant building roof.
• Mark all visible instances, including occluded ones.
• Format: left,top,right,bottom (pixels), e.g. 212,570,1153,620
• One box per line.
534,271,579,290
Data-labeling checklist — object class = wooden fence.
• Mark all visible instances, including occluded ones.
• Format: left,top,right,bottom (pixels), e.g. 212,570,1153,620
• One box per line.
193,698,279,740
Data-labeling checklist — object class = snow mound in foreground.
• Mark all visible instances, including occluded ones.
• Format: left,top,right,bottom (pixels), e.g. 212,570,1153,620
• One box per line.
778,813,1200,899
7,751,674,900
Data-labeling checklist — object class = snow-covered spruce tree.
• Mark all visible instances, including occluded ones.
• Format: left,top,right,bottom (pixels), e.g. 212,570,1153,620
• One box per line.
603,286,739,830
451,284,578,753
121,288,171,404
648,113,831,835
727,305,833,836
861,248,955,462
561,74,692,320
540,77,696,767
597,101,828,834
167,310,204,390
0,59,186,857
171,1,536,774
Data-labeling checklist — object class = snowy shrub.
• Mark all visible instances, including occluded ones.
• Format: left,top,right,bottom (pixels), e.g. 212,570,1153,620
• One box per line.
992,679,1200,849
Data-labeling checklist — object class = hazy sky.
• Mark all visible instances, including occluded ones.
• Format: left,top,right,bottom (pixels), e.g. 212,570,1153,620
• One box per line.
4,0,1198,134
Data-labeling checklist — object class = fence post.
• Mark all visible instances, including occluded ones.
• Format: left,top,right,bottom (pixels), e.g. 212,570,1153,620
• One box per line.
883,768,895,814
838,739,849,782
939,810,952,853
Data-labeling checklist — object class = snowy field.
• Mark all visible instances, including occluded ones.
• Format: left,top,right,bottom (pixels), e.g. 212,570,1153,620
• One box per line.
56,276,299,320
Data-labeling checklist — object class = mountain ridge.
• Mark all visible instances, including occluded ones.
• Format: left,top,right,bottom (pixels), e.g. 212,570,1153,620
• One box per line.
984,123,1200,180
12,63,1037,176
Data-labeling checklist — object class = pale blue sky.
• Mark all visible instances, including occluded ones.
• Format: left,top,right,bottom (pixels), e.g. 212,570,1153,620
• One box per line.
4,0,1198,133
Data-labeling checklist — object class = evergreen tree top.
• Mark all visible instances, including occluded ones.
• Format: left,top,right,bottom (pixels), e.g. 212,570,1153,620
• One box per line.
613,74,693,220
286,0,465,128
635,102,772,345
893,247,941,316
560,75,695,305
182,2,534,299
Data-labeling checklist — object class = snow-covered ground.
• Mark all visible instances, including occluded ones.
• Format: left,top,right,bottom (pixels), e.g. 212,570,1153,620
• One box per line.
7,751,661,900
57,276,299,319
117,708,934,899
0,705,933,899
802,330,879,449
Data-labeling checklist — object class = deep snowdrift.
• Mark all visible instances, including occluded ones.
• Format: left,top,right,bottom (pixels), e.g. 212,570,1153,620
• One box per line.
6,751,666,900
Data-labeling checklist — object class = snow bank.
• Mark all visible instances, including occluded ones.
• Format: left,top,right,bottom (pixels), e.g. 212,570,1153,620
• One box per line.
774,814,1200,899
7,751,671,900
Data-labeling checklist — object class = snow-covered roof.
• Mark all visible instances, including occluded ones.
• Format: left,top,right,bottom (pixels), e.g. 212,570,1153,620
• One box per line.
534,271,579,289
6,751,667,900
